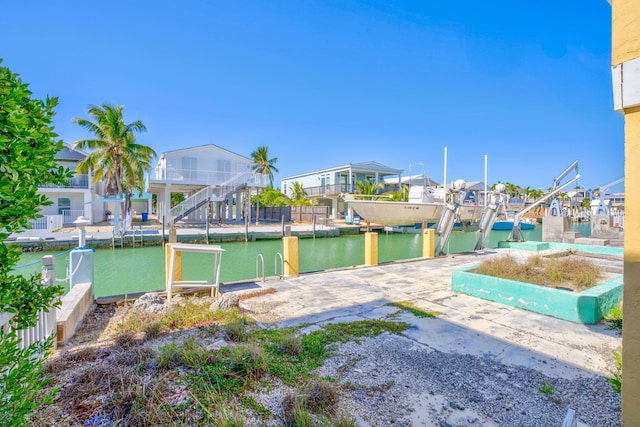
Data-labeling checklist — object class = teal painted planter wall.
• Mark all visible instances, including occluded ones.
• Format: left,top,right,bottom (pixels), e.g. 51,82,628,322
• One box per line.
451,266,623,324
497,241,624,258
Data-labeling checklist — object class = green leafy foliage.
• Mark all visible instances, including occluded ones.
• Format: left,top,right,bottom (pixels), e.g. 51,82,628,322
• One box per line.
0,60,70,425
607,349,622,394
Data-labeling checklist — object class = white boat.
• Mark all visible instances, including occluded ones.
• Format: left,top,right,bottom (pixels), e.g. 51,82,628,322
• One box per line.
492,210,536,231
346,185,483,228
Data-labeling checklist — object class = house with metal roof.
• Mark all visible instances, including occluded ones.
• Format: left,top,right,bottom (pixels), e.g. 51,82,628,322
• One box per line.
280,161,403,218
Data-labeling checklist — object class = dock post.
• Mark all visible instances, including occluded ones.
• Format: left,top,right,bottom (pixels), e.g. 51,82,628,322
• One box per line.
364,231,378,266
422,228,435,258
165,243,182,298
282,236,299,277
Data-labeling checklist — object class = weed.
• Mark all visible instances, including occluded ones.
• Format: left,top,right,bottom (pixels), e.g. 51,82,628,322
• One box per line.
231,342,270,380
161,300,219,330
114,331,139,349
607,349,622,393
274,330,303,357
156,341,182,370
386,301,445,318
473,254,602,291
605,306,623,334
144,321,162,339
538,380,554,396
224,317,250,342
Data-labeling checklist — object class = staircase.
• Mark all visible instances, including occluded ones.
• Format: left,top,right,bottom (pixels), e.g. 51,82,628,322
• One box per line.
169,172,261,225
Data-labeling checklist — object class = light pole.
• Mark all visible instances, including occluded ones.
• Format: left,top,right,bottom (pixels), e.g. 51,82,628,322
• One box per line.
73,216,90,248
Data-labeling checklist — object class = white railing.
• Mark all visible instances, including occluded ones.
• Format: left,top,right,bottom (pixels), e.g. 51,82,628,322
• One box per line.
63,210,85,225
29,214,64,232
153,166,268,188
169,172,268,223
169,186,215,222
1,256,57,350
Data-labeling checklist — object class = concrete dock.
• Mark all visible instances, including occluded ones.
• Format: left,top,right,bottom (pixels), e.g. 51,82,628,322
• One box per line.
237,248,621,380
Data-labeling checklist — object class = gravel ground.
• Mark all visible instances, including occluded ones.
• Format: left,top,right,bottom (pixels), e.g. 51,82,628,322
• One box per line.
315,333,621,427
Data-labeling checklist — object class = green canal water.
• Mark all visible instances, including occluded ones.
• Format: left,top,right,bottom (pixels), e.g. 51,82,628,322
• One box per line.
14,224,589,299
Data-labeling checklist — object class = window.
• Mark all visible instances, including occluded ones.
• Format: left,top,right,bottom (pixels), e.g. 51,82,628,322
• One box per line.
58,198,70,215
217,159,231,182
182,157,197,179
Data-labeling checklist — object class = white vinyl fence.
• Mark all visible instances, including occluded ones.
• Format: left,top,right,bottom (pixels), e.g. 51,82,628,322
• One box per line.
1,255,57,350
29,214,64,232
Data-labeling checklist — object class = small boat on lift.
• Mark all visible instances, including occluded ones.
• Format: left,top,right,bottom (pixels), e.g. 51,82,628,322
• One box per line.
492,210,535,231
345,181,483,228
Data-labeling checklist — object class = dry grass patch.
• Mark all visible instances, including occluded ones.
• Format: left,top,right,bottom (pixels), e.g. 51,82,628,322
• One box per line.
472,254,604,292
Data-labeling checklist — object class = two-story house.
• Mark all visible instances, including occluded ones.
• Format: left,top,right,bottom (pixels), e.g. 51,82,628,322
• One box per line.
280,161,403,218
145,144,267,226
35,144,108,230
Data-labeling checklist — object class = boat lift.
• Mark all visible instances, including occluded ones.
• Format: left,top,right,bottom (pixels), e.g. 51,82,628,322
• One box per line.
435,179,470,256
548,159,579,217
594,177,624,215
509,171,581,242
474,184,507,250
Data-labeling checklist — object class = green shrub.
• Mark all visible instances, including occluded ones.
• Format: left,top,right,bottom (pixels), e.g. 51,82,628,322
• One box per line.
0,60,72,426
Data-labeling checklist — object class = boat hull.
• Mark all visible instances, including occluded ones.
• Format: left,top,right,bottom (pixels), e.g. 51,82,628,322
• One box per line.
348,200,483,228
492,221,535,231
348,200,444,226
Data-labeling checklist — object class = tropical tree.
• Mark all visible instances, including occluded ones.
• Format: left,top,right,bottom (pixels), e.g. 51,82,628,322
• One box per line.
250,146,279,186
355,180,383,199
382,184,409,202
291,181,308,204
250,146,279,224
72,103,156,213
0,61,72,426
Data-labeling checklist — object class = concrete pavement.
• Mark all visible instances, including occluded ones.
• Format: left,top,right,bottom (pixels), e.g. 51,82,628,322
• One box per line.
238,248,621,380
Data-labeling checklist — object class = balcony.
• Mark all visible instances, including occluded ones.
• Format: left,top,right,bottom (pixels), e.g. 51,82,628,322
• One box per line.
40,174,89,189
304,184,355,197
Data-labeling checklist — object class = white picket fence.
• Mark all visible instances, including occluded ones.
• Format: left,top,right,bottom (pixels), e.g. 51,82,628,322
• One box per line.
1,256,57,350
29,214,64,232
0,308,56,350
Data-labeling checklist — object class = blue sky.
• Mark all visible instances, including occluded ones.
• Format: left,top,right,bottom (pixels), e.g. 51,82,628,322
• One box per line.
2,1,623,192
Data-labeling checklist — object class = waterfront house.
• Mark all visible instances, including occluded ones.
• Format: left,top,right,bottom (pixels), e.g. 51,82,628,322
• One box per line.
145,144,267,226
280,161,403,218
35,144,107,229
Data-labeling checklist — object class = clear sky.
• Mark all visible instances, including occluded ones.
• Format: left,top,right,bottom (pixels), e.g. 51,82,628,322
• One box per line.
1,1,624,192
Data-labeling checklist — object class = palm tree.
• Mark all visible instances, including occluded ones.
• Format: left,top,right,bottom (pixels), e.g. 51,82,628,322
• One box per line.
72,104,156,213
382,184,409,202
250,146,279,224
251,146,279,185
355,180,384,199
291,181,307,204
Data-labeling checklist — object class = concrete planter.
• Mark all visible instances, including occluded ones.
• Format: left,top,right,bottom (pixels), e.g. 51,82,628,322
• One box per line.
451,266,623,324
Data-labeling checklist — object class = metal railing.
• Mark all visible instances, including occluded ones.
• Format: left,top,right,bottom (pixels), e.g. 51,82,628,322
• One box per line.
40,174,90,189
63,210,85,225
169,171,268,224
153,167,268,187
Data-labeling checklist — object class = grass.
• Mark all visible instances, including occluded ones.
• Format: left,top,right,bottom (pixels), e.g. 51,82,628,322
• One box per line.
35,299,411,426
386,301,445,318
472,254,603,291
607,348,623,394
605,305,623,334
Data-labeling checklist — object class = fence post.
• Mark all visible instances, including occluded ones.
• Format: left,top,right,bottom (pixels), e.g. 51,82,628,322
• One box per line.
42,255,55,287
41,255,57,349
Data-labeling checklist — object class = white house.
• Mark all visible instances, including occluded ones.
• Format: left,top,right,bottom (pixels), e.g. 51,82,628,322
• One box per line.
145,144,267,226
280,161,403,218
36,145,107,227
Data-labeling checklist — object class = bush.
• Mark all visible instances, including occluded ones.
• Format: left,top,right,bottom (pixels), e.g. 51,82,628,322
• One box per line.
0,60,72,425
